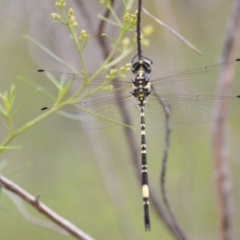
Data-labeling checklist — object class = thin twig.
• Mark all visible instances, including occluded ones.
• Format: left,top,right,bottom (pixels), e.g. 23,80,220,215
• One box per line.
142,8,202,56
0,175,95,240
96,0,114,59
136,0,142,59
212,0,240,240
153,88,190,240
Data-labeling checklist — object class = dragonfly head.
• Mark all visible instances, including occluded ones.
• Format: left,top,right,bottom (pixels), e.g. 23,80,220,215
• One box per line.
131,55,153,74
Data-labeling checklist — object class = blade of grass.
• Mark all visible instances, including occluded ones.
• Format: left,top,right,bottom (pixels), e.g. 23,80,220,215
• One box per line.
23,35,78,73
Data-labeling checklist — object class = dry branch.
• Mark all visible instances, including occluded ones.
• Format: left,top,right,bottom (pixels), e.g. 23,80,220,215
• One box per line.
0,175,95,240
212,0,240,240
142,8,202,56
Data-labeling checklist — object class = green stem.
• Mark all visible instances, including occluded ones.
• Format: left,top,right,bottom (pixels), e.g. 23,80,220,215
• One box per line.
63,8,88,74
0,5,134,157
104,46,134,69
108,4,122,27
0,100,72,156
90,29,128,81
7,115,13,135
68,26,88,74
71,29,128,100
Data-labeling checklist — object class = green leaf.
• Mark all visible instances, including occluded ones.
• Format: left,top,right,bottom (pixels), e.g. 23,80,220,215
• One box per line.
69,104,135,130
104,46,134,69
2,85,17,113
0,146,22,150
101,34,117,44
17,75,55,103
0,104,7,117
12,88,39,117
97,14,120,27
45,71,62,89
9,85,16,108
125,0,134,11
0,91,8,102
23,35,77,73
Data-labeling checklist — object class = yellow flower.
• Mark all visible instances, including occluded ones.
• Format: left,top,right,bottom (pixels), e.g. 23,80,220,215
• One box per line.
68,8,74,17
55,0,66,9
143,25,154,37
79,30,88,41
72,21,78,28
122,37,130,46
142,39,150,47
51,13,61,20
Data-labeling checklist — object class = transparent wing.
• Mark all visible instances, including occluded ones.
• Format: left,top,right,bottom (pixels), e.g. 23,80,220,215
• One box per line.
29,70,136,130
29,59,240,128
34,95,139,130
28,70,132,93
151,59,240,94
146,94,240,123
28,59,240,98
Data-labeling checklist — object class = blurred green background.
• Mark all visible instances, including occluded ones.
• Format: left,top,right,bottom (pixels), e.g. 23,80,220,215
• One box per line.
0,0,240,240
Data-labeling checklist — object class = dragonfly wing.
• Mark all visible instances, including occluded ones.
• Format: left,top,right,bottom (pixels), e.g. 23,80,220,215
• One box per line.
29,70,135,129
34,95,138,130
151,59,240,95
28,70,132,96
28,70,132,108
146,94,240,123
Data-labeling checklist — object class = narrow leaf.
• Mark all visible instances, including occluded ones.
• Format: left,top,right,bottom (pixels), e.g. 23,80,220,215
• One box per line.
97,14,120,26
0,104,7,117
23,35,77,73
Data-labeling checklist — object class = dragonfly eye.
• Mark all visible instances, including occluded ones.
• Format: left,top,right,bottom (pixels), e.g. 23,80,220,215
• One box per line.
131,57,153,74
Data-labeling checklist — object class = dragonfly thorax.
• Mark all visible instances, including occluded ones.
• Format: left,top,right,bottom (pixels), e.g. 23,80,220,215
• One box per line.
132,68,152,103
131,57,153,104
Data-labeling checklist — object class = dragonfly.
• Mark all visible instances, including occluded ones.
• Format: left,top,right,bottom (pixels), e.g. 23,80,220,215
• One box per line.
29,56,240,231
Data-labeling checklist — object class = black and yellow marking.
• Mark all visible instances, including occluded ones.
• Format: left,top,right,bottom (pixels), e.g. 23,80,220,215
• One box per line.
140,105,150,230
131,56,152,231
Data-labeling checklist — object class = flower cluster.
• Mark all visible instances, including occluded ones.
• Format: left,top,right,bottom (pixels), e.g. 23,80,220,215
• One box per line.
124,12,137,29
51,1,78,29
121,24,154,48
67,7,78,29
143,24,154,36
69,15,78,29
55,0,66,9
79,30,89,42
51,13,61,21
105,63,131,81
